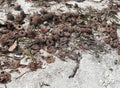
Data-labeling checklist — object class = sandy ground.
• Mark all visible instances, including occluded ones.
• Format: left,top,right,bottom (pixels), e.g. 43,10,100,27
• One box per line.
0,0,120,88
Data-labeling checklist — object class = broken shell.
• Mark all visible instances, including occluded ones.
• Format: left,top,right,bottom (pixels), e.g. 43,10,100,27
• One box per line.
8,40,17,52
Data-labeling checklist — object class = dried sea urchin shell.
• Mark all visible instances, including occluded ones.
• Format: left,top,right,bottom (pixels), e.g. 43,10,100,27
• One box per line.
43,56,55,63
7,13,14,21
0,71,11,84
30,13,41,26
47,46,56,54
6,22,15,30
18,30,26,37
15,24,23,30
28,62,38,71
27,31,37,39
16,15,24,23
20,11,26,19
14,4,22,11
31,44,40,50
28,61,42,71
